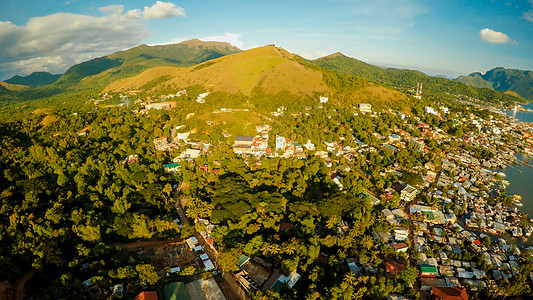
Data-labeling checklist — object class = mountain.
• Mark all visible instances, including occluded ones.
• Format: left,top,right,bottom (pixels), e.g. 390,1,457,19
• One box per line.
52,39,241,90
4,72,61,86
456,67,533,99
104,45,408,106
312,53,522,103
105,45,326,95
0,81,28,92
455,72,493,89
312,52,428,87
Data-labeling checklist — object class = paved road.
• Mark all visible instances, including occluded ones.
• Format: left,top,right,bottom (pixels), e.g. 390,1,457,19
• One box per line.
173,188,247,300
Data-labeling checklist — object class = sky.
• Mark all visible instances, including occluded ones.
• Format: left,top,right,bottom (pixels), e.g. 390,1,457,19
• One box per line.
1,0,533,80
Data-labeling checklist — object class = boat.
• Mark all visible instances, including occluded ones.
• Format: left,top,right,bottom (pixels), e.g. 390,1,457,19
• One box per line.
515,203,523,207
525,226,533,237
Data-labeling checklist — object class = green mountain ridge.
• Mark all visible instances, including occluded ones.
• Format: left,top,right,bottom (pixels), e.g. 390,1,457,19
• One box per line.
311,53,523,104
456,67,533,99
52,39,242,90
0,41,525,108
4,72,62,86
455,73,494,90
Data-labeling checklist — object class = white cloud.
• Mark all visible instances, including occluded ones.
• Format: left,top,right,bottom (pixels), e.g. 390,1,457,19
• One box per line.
524,11,533,22
351,0,428,19
298,51,314,60
143,1,185,20
317,50,329,58
294,50,329,60
99,5,124,16
0,2,187,80
199,33,244,49
479,28,513,44
346,0,428,40
523,0,533,22
126,9,142,19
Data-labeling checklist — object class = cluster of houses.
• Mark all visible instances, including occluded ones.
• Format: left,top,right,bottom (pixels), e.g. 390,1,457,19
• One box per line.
234,255,301,294
231,98,533,297
142,88,533,298
232,125,271,156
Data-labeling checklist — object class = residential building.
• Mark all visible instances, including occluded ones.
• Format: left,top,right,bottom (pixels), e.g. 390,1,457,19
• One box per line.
425,106,437,115
163,163,181,173
431,286,468,300
262,270,301,291
421,264,439,277
359,103,372,113
234,136,254,154
145,101,177,110
400,185,418,201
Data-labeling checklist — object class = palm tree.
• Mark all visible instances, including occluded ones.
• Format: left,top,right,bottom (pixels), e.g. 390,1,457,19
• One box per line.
344,272,357,285
360,235,374,251
326,215,339,229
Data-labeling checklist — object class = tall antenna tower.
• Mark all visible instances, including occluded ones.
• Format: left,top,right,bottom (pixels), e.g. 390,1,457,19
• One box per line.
414,82,423,99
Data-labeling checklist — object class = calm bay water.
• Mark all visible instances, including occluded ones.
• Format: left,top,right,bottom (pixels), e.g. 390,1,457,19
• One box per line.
503,102,533,217
498,103,533,245
500,153,533,217
505,102,533,123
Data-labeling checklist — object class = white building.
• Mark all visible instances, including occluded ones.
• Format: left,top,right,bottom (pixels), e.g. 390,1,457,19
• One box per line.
359,103,372,113
424,106,437,115
275,135,286,151
196,92,209,103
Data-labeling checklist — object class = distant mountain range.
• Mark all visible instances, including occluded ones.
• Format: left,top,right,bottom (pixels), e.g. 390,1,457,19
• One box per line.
0,81,28,92
5,72,61,86
310,53,519,103
105,45,330,95
456,67,533,99
0,39,527,106
104,45,410,108
52,39,241,90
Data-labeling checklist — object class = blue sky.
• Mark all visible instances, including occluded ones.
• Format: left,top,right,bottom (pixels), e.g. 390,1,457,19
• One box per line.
1,0,532,80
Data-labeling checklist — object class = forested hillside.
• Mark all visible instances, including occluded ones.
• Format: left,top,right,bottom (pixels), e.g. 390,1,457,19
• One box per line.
312,53,523,104
457,67,533,99
4,72,62,87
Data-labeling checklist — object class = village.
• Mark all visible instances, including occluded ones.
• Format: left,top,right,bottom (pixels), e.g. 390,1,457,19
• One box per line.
88,88,533,300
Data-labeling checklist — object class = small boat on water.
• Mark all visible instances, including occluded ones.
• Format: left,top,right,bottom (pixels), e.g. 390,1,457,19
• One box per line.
515,203,523,207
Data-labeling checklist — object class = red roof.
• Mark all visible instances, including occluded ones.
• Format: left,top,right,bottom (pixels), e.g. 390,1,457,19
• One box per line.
280,222,294,230
385,261,405,278
399,129,410,135
393,243,408,250
432,286,468,300
473,239,481,245
135,291,158,300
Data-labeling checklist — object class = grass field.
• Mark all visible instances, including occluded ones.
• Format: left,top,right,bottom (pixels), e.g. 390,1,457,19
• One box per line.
32,108,53,115
40,115,59,126
105,45,329,96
